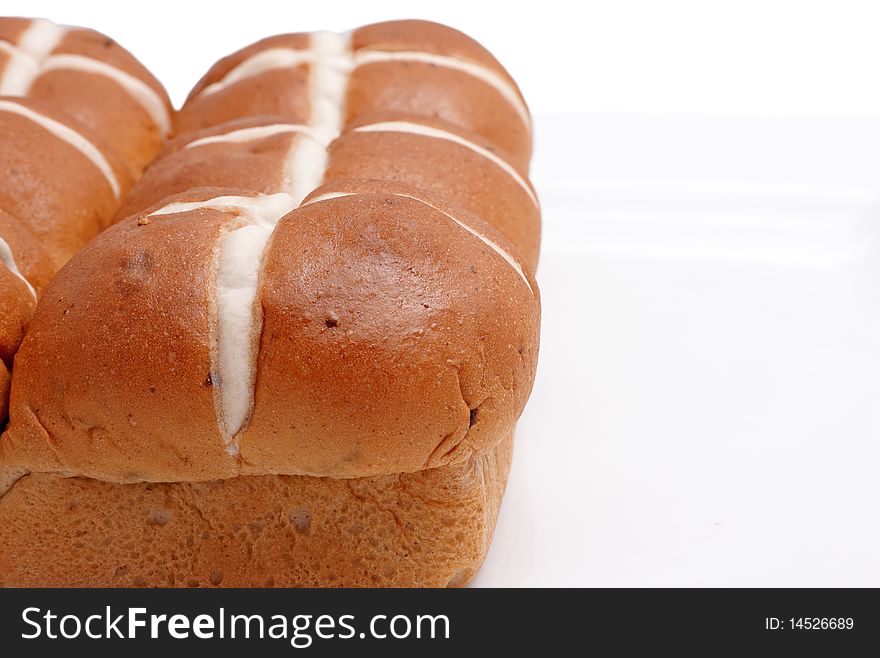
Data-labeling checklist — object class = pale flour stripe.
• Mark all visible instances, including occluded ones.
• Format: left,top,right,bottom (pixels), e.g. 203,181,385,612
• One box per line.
353,49,530,129
148,193,299,454
184,123,312,150
148,194,296,230
304,191,533,293
353,120,538,207
0,19,64,95
197,32,355,450
302,191,351,204
41,55,171,135
283,133,330,206
0,100,120,199
0,41,39,95
15,19,66,60
410,193,533,293
213,222,273,447
280,32,351,205
0,20,169,135
304,32,351,146
199,48,316,97
195,41,529,130
0,235,37,299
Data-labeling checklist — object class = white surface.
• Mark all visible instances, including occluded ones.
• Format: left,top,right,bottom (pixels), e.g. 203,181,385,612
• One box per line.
473,114,880,587
7,0,880,115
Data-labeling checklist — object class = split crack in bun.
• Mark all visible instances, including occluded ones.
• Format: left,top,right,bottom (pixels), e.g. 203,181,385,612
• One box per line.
0,19,540,588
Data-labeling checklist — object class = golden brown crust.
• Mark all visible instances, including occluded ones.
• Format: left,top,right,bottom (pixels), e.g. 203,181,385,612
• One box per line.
0,429,513,587
55,28,168,101
28,73,163,178
0,209,51,379
117,117,297,220
353,20,516,76
243,190,538,477
346,63,530,169
327,114,540,267
1,20,537,587
31,28,172,175
350,20,531,166
185,33,312,101
3,186,538,482
0,361,8,421
174,21,530,165
175,67,311,136
0,20,171,176
0,17,170,420
0,209,54,295
0,98,133,267
6,21,540,483
0,266,34,368
0,17,30,43
1,196,242,482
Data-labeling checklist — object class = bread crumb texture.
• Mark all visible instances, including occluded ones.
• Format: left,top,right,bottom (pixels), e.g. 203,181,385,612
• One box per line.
0,430,512,587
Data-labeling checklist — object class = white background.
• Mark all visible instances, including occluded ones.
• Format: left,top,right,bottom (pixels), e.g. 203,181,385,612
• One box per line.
8,1,880,586
8,0,880,115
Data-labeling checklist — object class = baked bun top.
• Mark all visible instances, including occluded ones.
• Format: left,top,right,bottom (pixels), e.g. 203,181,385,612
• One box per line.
1,20,541,485
0,18,172,436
